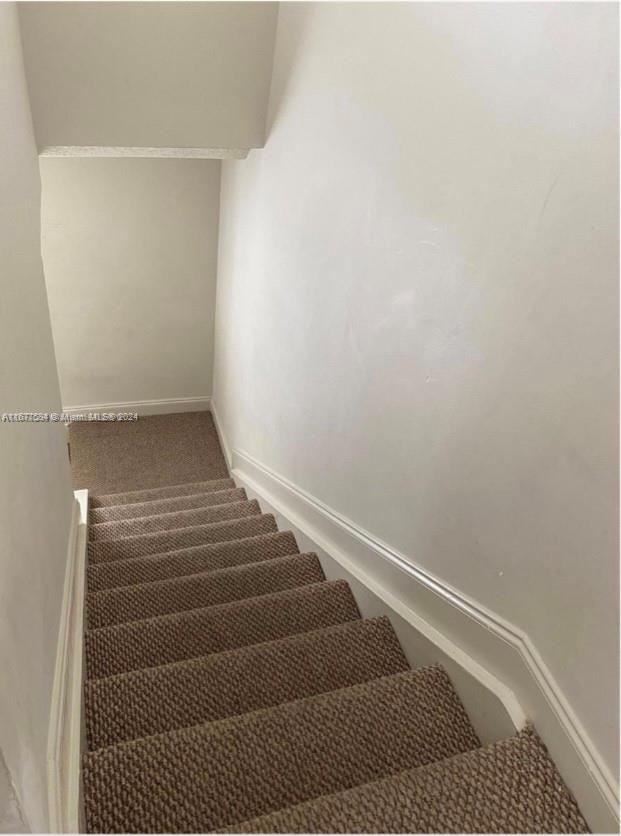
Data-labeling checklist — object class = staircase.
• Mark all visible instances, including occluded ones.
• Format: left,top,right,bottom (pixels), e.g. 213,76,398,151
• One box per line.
82,476,588,833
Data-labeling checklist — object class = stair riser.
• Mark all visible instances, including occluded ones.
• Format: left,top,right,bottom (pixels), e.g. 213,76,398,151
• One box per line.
86,554,325,629
88,500,261,541
89,488,248,523
87,514,278,564
87,531,300,592
85,580,361,679
85,617,409,750
91,478,236,507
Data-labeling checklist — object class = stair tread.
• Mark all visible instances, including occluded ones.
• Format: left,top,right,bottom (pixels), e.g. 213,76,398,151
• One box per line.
226,726,588,834
88,499,261,541
89,487,248,522
86,552,325,629
85,615,409,750
83,667,479,833
87,530,300,592
85,579,361,679
90,477,236,507
87,513,278,563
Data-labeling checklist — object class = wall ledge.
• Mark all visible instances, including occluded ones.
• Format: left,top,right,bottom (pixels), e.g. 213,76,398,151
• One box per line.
39,146,249,159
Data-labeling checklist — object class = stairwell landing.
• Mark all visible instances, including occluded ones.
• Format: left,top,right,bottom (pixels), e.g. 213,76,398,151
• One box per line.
69,411,588,833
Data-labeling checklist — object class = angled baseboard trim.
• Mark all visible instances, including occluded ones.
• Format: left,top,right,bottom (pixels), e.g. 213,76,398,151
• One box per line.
216,426,618,832
62,396,211,418
47,489,88,833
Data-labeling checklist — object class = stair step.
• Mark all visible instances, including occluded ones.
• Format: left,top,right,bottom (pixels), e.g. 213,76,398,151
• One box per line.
87,531,299,592
83,667,479,833
90,477,236,507
226,726,588,834
85,579,360,679
88,499,261,541
86,553,325,629
89,487,248,523
85,616,409,750
87,514,278,564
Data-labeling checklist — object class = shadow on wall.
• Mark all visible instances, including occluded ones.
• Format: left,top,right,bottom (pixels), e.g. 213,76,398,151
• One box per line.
264,3,311,141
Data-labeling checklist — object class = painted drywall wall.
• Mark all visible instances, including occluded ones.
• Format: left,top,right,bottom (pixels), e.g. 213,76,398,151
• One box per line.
0,5,75,830
214,0,619,788
18,2,278,150
40,157,221,410
0,751,27,834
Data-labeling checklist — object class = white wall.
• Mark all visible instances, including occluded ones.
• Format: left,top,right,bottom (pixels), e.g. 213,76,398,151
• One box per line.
215,0,619,787
41,158,221,410
0,5,75,830
18,2,278,151
0,750,26,833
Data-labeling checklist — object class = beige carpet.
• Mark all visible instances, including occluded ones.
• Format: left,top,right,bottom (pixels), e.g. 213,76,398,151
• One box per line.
76,412,589,833
227,726,588,834
69,411,228,494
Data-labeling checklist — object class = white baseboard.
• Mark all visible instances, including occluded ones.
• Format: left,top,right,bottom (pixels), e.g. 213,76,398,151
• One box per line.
47,489,88,833
62,396,211,418
223,436,618,833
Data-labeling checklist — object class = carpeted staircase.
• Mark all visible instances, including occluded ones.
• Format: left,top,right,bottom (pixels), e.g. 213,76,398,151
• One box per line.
82,474,589,833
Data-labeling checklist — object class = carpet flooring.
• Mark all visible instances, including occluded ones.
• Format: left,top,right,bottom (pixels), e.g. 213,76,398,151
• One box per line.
69,410,228,493
78,411,589,833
